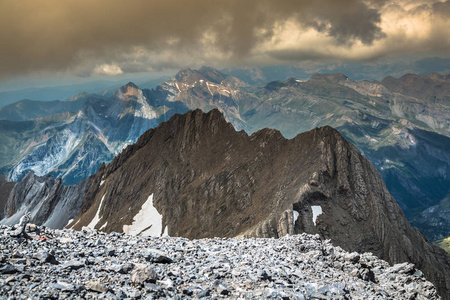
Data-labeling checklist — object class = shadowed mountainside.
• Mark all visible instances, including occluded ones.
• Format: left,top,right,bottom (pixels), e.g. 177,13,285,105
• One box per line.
66,109,449,299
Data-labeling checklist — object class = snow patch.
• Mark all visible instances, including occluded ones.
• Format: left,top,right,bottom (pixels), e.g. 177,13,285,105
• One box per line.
100,180,105,186
68,218,81,229
87,195,106,229
65,219,74,228
311,205,323,226
122,194,164,237
293,210,299,228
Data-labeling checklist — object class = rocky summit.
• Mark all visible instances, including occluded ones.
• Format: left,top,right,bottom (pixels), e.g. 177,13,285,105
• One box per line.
65,109,449,299
0,225,440,299
3,109,449,298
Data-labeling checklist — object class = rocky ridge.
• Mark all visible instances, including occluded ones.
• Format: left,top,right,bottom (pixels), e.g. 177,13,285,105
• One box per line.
0,225,440,299
1,69,449,244
1,108,449,297
66,109,450,299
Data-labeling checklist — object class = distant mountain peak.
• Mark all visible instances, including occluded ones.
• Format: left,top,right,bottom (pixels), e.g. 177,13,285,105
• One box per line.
310,73,350,83
119,82,140,92
117,82,141,98
173,66,228,85
173,68,198,83
124,82,139,89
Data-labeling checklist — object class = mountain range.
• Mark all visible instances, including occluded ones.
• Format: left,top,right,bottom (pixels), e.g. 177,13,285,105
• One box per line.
0,67,448,243
1,109,449,298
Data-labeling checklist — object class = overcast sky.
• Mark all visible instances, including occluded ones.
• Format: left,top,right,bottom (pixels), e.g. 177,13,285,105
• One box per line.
0,0,449,86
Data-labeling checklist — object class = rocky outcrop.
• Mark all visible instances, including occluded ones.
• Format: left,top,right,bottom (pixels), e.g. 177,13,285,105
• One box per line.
0,172,91,229
68,109,450,299
0,226,440,299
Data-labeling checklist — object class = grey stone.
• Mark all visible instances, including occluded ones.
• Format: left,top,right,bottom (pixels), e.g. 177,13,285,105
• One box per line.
0,224,441,300
52,280,75,291
128,290,142,298
131,265,157,285
144,282,163,293
110,262,134,274
345,252,360,264
86,280,108,293
144,249,174,264
214,280,230,295
104,248,115,256
157,278,174,289
61,260,84,270
33,251,59,265
0,264,18,274
196,288,211,298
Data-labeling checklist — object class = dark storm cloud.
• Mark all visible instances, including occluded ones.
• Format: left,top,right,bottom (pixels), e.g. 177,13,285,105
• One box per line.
0,0,387,78
432,0,450,16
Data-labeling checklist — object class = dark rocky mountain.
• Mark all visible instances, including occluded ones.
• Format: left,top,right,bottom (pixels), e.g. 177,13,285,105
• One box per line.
0,67,449,243
62,109,448,298
1,108,449,298
229,72,450,241
0,175,14,215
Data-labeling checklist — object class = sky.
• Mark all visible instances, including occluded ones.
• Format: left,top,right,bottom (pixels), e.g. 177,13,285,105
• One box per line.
0,0,449,90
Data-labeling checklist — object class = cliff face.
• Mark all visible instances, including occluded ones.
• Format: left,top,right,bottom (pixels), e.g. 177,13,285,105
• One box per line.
68,109,450,299
0,172,90,229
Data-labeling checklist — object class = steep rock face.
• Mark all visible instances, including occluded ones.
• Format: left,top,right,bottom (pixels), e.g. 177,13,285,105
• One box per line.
235,73,450,241
69,109,450,299
0,172,90,229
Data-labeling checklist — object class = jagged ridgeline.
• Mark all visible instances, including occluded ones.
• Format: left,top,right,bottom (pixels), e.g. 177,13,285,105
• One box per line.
1,68,449,243
0,67,450,241
1,109,450,299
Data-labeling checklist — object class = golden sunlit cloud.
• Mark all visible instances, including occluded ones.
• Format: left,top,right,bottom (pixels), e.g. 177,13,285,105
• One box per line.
0,0,448,80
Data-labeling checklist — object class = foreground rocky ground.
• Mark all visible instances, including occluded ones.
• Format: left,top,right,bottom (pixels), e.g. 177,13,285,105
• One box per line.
0,225,440,299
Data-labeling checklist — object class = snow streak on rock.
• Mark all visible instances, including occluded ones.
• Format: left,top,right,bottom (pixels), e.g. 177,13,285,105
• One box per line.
87,195,106,229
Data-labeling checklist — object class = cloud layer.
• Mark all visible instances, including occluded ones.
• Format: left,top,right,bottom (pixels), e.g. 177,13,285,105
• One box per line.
0,0,448,79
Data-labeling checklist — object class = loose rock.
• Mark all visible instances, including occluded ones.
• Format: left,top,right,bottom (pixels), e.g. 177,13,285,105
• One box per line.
0,225,441,299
